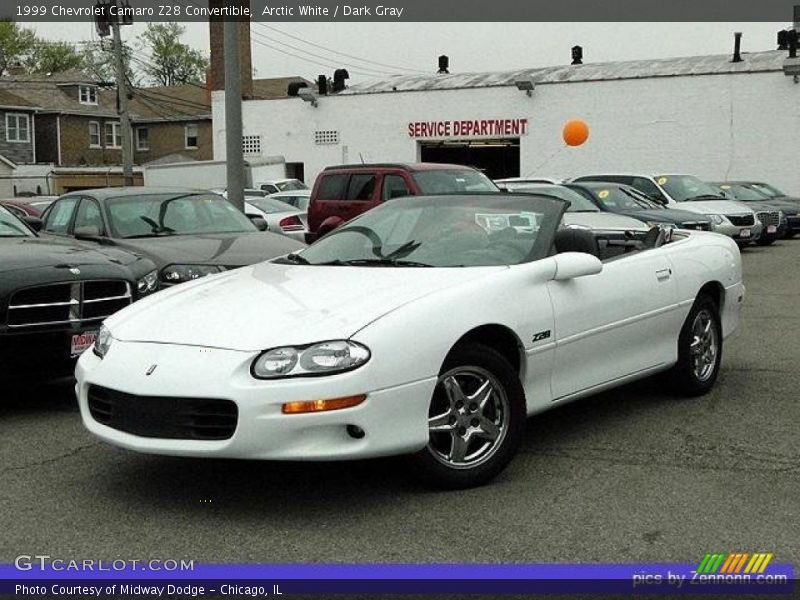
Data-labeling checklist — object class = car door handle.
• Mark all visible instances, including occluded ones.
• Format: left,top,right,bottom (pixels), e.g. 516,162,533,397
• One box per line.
656,268,672,281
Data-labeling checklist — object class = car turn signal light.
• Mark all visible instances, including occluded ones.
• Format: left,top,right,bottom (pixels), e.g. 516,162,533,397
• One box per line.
281,394,366,414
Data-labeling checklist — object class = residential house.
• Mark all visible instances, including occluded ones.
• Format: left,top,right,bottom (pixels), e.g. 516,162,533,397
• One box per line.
0,70,310,193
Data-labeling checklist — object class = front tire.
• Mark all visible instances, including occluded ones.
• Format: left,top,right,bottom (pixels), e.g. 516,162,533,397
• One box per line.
411,343,526,489
670,295,723,396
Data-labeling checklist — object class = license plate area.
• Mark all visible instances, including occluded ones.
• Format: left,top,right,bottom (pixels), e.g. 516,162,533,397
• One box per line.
739,228,751,238
71,331,97,357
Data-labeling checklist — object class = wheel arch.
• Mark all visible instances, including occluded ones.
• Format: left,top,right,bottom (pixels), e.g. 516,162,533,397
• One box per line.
445,324,525,376
697,280,725,311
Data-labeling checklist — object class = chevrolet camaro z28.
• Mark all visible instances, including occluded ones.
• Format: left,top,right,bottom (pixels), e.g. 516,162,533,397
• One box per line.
76,193,744,488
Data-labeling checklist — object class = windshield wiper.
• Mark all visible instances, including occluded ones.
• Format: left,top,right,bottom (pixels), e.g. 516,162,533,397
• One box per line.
314,258,432,267
284,252,310,264
684,195,726,202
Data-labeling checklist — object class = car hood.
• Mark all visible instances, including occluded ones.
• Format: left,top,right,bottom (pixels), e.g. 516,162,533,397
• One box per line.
673,200,752,215
562,212,648,231
0,235,143,274
114,231,304,269
627,208,711,223
745,200,798,215
108,262,505,351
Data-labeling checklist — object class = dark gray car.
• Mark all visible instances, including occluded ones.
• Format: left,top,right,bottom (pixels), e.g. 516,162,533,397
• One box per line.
40,187,304,286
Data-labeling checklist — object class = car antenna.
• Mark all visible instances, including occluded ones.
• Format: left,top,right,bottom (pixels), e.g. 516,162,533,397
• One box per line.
359,153,365,164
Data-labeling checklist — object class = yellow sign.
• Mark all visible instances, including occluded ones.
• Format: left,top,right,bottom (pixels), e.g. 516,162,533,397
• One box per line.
598,190,610,199
657,177,668,185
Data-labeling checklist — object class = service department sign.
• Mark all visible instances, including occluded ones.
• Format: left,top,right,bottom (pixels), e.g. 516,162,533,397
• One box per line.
408,118,529,139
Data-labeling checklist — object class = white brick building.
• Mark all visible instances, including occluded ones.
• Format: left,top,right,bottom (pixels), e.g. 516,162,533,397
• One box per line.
213,50,800,193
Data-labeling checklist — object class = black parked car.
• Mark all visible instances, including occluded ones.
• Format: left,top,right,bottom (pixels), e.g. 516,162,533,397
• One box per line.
0,204,158,382
41,188,305,286
711,182,798,239
564,182,713,231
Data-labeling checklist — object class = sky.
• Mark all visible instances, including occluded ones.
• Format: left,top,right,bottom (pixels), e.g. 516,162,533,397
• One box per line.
30,22,788,83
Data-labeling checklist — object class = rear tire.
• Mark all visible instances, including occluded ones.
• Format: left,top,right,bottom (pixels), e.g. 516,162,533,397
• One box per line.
411,343,526,489
670,295,722,396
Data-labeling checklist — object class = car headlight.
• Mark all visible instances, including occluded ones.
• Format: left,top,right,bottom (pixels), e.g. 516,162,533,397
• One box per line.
707,214,725,225
161,264,223,284
136,269,159,295
251,341,371,379
93,325,113,359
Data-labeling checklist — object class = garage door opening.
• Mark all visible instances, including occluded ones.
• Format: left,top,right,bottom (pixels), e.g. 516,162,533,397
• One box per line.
419,139,520,180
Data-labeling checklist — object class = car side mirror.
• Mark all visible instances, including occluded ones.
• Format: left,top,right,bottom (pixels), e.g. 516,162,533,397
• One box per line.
74,225,103,239
551,252,603,281
22,216,43,232
249,216,268,231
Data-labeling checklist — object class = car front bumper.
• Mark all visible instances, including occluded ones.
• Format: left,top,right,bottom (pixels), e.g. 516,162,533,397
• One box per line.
712,220,763,244
76,341,434,460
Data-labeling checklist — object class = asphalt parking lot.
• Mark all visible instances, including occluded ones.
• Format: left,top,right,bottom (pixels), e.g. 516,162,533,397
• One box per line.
1,240,798,570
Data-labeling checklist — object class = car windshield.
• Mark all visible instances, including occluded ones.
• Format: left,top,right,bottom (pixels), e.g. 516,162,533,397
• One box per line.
106,193,256,238
750,182,785,198
412,170,498,194
248,198,297,214
276,180,307,192
290,194,566,268
280,195,310,210
582,185,658,211
513,185,600,212
0,204,34,238
714,184,769,202
656,175,725,202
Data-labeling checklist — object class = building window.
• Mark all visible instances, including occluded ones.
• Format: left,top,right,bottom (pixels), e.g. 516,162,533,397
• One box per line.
6,113,30,143
242,135,261,155
136,127,149,151
314,130,339,145
79,85,98,105
185,124,198,149
104,122,122,148
88,121,101,147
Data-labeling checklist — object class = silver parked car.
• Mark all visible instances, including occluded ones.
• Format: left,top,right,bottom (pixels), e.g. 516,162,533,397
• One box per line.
268,189,311,212
245,197,308,242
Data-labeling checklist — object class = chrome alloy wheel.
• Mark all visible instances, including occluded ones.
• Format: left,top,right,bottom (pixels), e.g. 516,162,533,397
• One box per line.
427,366,510,469
690,309,719,382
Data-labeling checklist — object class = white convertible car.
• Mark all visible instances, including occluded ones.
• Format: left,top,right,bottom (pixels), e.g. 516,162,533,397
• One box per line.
76,193,744,488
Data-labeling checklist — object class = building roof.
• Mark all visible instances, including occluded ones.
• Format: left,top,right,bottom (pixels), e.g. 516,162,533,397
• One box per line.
251,76,313,99
0,88,36,110
129,84,211,122
0,70,118,117
344,50,788,95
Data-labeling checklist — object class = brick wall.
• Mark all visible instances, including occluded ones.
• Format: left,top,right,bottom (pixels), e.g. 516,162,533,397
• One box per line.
36,114,211,167
0,109,35,164
133,121,213,163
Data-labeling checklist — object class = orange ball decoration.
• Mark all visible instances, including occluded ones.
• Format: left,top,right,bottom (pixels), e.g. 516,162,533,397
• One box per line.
563,119,590,146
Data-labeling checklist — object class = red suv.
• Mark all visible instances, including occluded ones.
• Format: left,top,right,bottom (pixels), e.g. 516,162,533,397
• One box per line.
306,163,497,242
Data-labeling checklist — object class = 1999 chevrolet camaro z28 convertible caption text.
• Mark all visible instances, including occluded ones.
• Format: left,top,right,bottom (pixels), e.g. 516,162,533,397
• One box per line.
75,193,744,488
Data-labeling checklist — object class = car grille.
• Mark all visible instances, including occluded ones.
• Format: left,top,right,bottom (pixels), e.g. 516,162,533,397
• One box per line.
7,280,131,328
680,221,711,231
726,214,755,227
87,385,238,441
756,211,781,227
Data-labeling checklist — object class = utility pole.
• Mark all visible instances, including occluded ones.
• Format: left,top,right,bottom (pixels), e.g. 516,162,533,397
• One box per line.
224,19,245,211
96,0,134,186
113,21,133,186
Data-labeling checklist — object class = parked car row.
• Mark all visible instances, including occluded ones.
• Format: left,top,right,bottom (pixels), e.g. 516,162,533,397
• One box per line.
497,173,799,247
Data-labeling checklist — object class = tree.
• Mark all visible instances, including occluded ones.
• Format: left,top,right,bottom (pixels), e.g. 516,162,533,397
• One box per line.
24,40,86,74
141,23,209,86
0,20,37,76
82,40,140,85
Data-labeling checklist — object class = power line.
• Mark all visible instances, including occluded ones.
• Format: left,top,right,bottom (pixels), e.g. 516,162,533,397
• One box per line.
248,30,384,78
249,28,390,77
254,23,428,74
